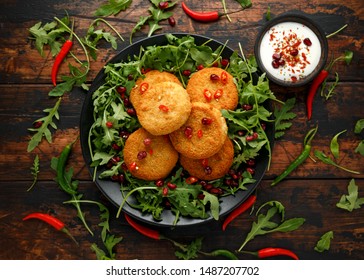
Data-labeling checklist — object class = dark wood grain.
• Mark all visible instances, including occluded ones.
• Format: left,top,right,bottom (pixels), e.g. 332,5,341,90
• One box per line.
0,0,363,260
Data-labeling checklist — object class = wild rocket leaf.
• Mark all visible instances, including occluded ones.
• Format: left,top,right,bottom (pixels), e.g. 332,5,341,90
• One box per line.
330,130,346,158
273,97,296,139
94,0,132,17
27,97,62,152
27,154,40,191
336,179,364,212
314,231,334,253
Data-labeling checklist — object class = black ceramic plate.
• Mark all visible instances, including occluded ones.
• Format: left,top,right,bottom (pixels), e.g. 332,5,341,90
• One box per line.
80,33,274,229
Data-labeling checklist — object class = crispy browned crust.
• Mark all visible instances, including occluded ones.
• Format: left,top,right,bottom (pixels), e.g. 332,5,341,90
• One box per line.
180,137,234,180
169,102,228,159
135,81,191,135
186,67,238,110
123,128,179,180
130,70,182,109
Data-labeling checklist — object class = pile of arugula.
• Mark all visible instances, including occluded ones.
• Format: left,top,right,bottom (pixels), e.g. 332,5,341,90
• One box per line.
88,34,278,225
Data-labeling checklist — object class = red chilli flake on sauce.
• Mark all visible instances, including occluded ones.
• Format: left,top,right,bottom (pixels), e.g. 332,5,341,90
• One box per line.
269,25,313,82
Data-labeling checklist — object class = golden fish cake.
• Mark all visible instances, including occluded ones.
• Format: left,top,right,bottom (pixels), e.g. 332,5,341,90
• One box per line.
180,137,234,180
186,67,238,110
169,102,228,159
130,70,182,109
123,128,178,181
135,81,192,135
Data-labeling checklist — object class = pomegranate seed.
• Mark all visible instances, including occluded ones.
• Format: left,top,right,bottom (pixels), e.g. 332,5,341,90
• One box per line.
186,176,199,184
168,16,176,27
224,178,232,186
246,135,255,141
272,53,281,60
143,138,152,146
112,143,121,151
278,59,286,66
121,163,128,171
197,64,204,70
117,86,126,94
242,104,253,110
155,179,164,187
139,82,149,94
201,158,209,167
214,89,223,99
127,74,133,81
137,151,147,160
123,96,131,107
33,121,43,128
204,166,212,175
162,187,169,196
238,130,245,136
210,74,220,81
303,38,312,46
120,130,130,139
159,104,169,112
118,174,125,184
212,61,219,67
182,70,191,76
253,132,259,139
261,123,267,130
106,121,113,128
126,108,136,116
272,60,280,68
210,187,222,195
167,182,177,189
247,159,256,166
197,129,203,138
110,156,120,165
290,49,299,56
291,76,298,82
246,167,255,175
158,1,169,9
197,193,205,200
200,181,207,187
221,58,229,67
203,89,213,102
203,183,213,191
201,117,213,125
184,126,193,139
111,174,119,182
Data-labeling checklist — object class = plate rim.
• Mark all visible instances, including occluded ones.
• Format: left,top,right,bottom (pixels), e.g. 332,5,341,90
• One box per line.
80,32,274,228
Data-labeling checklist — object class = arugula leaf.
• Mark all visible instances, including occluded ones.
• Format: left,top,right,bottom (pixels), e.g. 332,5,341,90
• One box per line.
238,201,305,251
27,97,62,152
130,16,152,44
330,130,346,159
355,140,364,156
314,231,334,253
27,154,40,191
336,179,364,212
94,0,132,17
235,0,253,8
28,17,70,57
175,237,203,260
354,119,364,134
273,97,296,139
314,150,360,174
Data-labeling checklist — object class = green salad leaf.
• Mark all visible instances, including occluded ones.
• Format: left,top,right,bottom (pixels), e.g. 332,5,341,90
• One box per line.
314,231,334,253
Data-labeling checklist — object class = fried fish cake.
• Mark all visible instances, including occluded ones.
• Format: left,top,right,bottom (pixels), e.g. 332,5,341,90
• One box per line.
130,70,182,109
169,102,228,159
186,67,238,110
135,81,192,135
123,128,178,181
180,137,234,180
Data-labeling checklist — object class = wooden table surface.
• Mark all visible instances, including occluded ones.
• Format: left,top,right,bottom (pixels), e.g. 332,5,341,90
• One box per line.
0,0,363,260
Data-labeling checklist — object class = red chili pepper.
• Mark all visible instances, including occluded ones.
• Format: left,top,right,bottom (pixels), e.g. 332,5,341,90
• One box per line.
51,20,74,86
124,213,160,240
181,2,221,22
257,247,299,260
23,212,78,245
222,194,256,231
306,69,329,120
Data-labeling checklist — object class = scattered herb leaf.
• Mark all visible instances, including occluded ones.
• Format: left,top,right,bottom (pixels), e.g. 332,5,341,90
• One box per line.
27,97,62,152
336,179,364,212
273,97,296,139
314,150,360,174
27,154,40,191
330,129,346,158
266,6,271,20
354,119,364,134
175,237,203,260
314,231,334,253
94,0,132,17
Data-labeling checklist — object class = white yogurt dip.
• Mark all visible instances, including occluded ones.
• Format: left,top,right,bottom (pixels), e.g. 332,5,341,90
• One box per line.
259,21,322,83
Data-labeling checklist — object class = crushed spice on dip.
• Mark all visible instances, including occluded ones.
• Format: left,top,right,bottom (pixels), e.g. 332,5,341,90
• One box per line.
259,22,322,83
